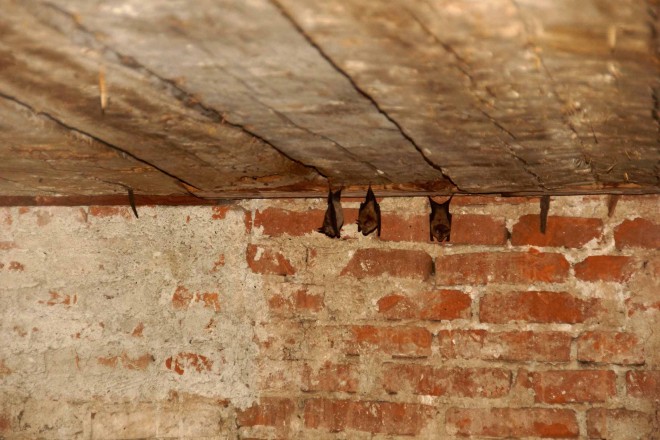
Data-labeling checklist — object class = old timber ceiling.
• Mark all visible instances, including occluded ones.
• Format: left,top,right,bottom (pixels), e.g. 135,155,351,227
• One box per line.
0,0,658,201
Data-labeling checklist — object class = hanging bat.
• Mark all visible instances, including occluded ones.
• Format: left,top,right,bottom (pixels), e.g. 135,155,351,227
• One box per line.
318,188,343,238
540,195,550,233
429,196,452,242
357,186,381,236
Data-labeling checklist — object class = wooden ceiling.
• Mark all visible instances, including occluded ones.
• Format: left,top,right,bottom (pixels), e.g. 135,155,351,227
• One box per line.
0,0,658,201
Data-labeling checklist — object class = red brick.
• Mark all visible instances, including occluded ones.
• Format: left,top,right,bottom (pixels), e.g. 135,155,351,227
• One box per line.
529,370,616,403
435,251,569,285
211,206,230,220
587,408,654,439
304,398,433,435
439,330,571,362
237,397,295,429
383,364,511,397
512,215,603,248
341,248,433,280
268,287,324,315
379,213,428,242
165,353,213,375
574,256,636,282
446,407,578,438
626,370,660,399
254,208,325,237
480,291,602,324
451,214,508,245
577,332,644,365
615,218,660,249
302,361,358,393
346,326,432,358
377,290,471,321
246,244,295,276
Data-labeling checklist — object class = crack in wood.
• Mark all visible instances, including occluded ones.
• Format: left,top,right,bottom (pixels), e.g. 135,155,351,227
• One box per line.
196,52,391,183
0,90,204,196
406,6,550,191
501,142,549,191
269,0,462,192
38,0,330,183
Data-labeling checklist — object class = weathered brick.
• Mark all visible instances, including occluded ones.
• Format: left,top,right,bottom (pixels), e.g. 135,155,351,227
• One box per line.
236,397,295,429
439,330,571,362
529,370,616,403
37,291,77,307
577,332,644,365
435,251,569,285
451,214,508,245
626,370,660,399
268,287,324,316
341,248,433,280
0,359,12,376
614,218,660,249
480,291,603,324
171,285,220,312
246,244,295,276
446,407,578,438
379,213,428,242
377,290,471,321
302,361,358,393
346,326,432,358
97,353,154,370
383,364,511,397
254,208,324,237
8,261,25,271
587,408,654,440
304,398,433,435
574,255,636,282
88,206,131,218
512,215,603,247
0,413,10,433
165,353,213,375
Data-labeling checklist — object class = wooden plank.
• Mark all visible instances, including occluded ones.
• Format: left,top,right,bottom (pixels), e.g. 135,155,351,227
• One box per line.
0,98,184,196
275,0,658,191
274,0,546,192
514,0,659,187
0,2,325,197
40,0,451,187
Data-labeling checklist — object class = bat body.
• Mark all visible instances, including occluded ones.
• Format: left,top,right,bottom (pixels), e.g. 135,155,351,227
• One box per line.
318,188,343,238
357,186,381,236
429,196,452,242
540,195,550,234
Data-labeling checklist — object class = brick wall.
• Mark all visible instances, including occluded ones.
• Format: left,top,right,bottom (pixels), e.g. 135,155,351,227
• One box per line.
0,195,658,439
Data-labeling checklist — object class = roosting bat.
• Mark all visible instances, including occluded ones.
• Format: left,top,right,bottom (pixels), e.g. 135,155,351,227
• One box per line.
429,196,452,242
318,188,343,238
357,186,381,236
540,195,550,234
